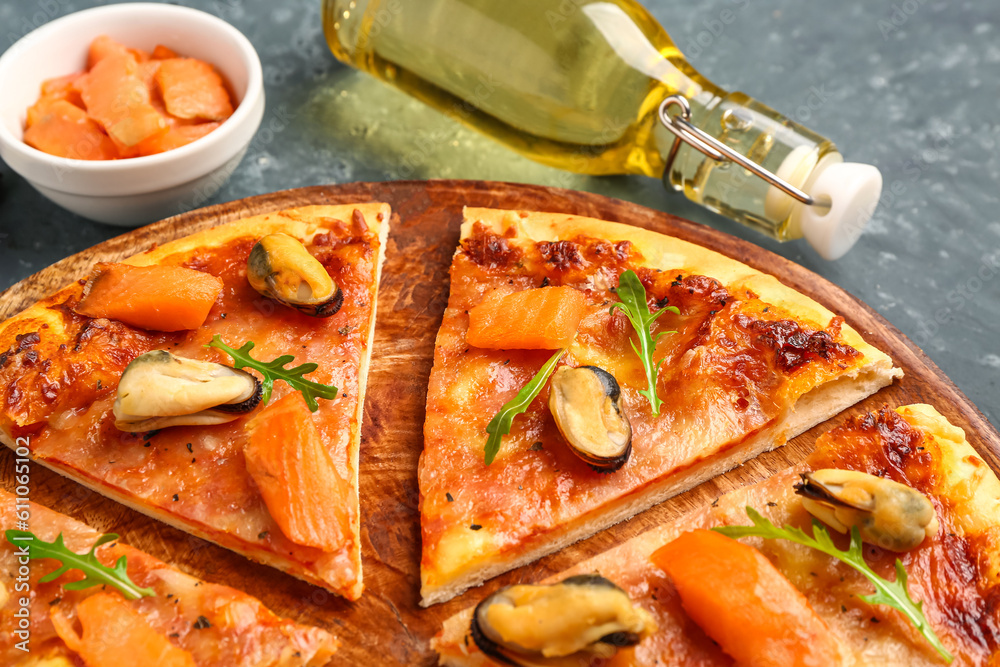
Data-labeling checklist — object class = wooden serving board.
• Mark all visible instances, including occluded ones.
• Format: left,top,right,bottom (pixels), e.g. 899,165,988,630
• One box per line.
2,180,998,666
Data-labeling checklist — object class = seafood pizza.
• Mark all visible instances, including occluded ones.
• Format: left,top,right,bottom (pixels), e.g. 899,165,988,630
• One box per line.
434,404,1000,666
0,204,389,601
419,207,901,605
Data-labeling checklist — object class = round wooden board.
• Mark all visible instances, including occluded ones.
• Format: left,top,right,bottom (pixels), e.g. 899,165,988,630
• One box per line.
2,180,998,666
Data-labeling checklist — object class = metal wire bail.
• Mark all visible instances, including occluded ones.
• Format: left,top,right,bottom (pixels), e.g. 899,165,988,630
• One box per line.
658,94,818,207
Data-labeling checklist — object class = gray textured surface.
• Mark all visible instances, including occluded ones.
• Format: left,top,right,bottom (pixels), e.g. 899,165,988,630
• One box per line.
1,0,997,428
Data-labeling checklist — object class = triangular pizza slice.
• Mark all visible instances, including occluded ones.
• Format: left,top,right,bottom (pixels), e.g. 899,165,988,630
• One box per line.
0,491,339,665
0,204,389,600
419,208,901,604
433,403,1000,665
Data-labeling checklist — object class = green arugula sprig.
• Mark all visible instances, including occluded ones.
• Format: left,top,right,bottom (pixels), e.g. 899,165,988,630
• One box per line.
714,507,952,663
5,530,155,600
609,270,678,416
483,348,565,466
207,334,338,412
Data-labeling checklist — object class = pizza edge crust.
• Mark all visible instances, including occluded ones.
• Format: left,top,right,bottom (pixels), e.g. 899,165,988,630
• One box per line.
0,203,391,600
461,207,890,364
418,207,901,605
430,403,999,665
350,201,392,597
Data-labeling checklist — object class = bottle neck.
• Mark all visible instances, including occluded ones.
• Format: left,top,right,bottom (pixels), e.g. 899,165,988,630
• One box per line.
654,90,839,241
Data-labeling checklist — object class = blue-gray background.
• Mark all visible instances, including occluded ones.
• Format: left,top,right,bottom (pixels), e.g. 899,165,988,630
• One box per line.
1,0,997,428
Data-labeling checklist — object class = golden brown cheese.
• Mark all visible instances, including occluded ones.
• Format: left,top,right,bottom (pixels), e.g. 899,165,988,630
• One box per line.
432,404,1000,666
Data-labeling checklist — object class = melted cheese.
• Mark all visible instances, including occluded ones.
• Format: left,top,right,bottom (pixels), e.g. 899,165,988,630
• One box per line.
433,527,495,582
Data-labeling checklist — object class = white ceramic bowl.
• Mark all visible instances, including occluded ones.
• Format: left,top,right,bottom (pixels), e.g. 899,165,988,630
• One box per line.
0,3,264,226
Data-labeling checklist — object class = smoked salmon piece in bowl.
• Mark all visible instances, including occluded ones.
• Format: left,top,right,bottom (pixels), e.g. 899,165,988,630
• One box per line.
0,3,264,226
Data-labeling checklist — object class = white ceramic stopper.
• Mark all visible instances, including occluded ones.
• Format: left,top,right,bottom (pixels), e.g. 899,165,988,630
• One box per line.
797,161,883,260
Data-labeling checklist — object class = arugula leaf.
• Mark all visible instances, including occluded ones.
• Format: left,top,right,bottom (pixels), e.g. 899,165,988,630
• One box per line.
5,530,155,600
484,348,565,466
207,334,338,412
714,507,953,663
609,270,679,416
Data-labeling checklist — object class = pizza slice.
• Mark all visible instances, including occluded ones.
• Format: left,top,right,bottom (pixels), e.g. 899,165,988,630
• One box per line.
433,403,1000,666
0,491,338,665
419,208,901,604
0,204,389,600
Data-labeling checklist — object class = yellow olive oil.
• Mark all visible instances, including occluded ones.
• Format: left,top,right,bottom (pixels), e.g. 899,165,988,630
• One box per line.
323,0,843,241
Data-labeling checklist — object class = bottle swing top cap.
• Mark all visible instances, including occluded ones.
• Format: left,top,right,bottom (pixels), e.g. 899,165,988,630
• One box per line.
775,148,883,261
796,160,882,261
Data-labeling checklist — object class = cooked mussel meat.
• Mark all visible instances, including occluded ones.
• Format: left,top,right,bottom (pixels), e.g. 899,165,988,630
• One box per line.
795,469,939,552
548,366,632,472
470,574,656,667
114,350,262,432
247,233,343,317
